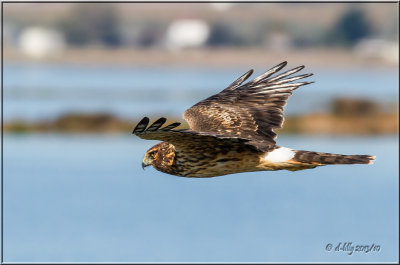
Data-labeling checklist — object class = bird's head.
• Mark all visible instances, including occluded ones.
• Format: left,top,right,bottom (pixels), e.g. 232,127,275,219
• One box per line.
142,142,176,170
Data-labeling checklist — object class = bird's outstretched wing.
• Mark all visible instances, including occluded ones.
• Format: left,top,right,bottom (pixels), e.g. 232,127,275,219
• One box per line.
133,117,257,151
183,61,313,151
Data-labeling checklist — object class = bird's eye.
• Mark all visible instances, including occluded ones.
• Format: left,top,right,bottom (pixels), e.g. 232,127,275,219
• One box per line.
149,151,156,158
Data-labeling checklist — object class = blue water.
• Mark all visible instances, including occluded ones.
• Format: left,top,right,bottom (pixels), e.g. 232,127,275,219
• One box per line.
3,62,398,122
2,134,398,262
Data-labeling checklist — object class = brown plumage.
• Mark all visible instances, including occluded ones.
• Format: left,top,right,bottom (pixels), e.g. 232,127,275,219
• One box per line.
133,61,375,178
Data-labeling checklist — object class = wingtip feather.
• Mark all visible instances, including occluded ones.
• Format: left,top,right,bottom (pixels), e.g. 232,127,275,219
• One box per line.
225,68,255,90
161,122,182,131
250,61,289,85
133,116,150,134
279,61,288,67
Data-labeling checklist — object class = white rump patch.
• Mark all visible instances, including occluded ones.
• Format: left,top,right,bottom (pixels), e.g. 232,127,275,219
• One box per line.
264,147,295,163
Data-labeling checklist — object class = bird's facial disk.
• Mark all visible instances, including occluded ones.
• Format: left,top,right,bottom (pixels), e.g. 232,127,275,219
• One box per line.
142,148,158,169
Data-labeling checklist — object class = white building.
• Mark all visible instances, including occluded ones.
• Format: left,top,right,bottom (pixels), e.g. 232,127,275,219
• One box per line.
165,19,210,50
19,27,65,59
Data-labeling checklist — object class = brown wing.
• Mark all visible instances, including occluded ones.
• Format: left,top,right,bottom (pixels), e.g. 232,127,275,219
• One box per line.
183,61,313,151
132,117,258,152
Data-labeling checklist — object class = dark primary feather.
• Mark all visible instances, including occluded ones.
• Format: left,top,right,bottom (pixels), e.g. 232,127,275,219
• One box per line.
133,117,257,152
225,69,254,90
183,61,314,151
247,61,288,85
161,122,181,131
133,117,149,133
133,118,180,133
146,117,167,131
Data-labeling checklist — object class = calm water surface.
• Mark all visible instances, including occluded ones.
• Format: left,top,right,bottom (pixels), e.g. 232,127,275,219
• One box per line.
3,134,398,262
3,62,398,121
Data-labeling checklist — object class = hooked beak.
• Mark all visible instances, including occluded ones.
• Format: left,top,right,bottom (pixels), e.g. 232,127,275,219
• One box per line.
142,161,149,170
142,156,152,170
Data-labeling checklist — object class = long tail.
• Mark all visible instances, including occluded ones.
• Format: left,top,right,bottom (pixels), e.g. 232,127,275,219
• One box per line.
292,150,375,165
261,147,375,171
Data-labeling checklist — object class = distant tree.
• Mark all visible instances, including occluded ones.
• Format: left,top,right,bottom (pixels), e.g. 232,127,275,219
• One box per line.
206,23,236,46
331,98,380,117
137,26,161,48
326,8,373,47
58,4,121,47
206,23,252,47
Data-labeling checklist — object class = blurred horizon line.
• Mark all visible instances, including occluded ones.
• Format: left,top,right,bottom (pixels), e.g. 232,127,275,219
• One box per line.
3,47,398,69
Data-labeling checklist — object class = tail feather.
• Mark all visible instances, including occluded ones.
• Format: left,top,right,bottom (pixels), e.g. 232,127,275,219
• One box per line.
293,150,375,165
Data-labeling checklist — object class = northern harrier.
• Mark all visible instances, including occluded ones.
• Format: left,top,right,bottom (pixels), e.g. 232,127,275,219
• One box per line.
133,61,375,178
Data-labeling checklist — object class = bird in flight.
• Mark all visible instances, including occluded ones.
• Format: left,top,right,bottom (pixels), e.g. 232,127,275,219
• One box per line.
133,61,375,178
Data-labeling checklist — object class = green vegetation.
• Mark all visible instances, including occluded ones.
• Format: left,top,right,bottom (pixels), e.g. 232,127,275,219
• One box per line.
4,98,397,135
326,8,373,47
57,5,121,47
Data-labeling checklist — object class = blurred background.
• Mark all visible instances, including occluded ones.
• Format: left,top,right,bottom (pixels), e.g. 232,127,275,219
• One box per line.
2,2,398,263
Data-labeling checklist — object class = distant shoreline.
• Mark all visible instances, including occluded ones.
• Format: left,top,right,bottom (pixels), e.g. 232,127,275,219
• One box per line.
4,47,397,69
4,111,397,135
